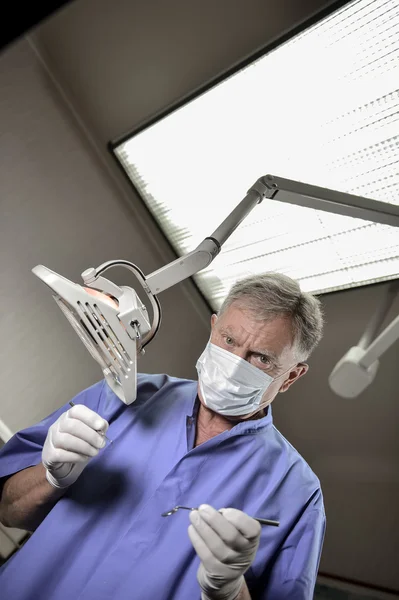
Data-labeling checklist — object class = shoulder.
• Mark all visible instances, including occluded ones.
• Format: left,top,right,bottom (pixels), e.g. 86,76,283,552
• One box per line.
268,424,323,507
136,372,195,395
271,424,319,477
135,373,197,412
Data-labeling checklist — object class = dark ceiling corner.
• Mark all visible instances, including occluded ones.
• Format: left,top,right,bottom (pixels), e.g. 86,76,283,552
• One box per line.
0,1,76,53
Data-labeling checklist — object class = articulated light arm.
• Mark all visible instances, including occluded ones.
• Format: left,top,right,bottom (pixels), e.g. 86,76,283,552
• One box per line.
360,313,399,369
33,174,399,403
145,181,267,295
260,175,399,227
144,175,399,295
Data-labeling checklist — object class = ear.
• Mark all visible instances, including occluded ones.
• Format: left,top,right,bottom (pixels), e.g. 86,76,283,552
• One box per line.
211,313,218,328
279,363,309,393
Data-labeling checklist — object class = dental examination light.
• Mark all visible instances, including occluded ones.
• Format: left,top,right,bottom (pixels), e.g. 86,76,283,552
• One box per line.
33,175,399,404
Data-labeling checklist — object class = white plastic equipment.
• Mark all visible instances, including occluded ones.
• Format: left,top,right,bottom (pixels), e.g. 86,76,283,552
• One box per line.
328,281,399,398
33,175,399,403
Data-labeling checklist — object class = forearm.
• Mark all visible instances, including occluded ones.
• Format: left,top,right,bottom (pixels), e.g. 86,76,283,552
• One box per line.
0,464,65,531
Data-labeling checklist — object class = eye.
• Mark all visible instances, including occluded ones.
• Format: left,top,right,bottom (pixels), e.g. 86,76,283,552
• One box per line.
224,336,234,346
258,355,271,366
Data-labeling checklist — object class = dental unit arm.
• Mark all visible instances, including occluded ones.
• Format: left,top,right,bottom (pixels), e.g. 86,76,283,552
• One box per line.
328,280,399,398
33,175,399,404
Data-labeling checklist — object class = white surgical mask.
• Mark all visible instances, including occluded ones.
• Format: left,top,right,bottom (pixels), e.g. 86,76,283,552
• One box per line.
196,342,274,417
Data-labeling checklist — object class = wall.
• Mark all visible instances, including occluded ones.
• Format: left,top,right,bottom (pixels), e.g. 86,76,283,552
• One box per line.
33,0,345,145
0,39,210,433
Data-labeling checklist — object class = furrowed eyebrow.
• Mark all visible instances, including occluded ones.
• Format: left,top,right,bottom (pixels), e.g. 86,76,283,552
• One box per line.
219,327,280,367
252,350,280,370
219,326,235,337
253,349,278,361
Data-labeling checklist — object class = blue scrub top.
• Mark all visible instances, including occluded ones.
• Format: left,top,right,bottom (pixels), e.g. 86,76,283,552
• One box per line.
0,374,326,600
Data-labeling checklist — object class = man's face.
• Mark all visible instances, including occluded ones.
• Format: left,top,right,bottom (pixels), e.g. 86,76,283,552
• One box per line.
205,301,308,418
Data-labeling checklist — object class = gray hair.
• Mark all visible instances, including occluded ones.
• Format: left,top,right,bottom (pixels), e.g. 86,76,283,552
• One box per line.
218,273,324,361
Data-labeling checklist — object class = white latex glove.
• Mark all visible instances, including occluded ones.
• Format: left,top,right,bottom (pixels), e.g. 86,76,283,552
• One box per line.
188,504,261,600
42,404,109,489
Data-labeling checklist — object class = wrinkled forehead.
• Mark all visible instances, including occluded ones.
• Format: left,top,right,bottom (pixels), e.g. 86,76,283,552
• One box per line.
215,301,296,356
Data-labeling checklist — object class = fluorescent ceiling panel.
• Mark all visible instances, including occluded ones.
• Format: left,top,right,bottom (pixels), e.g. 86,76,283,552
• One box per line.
114,0,399,310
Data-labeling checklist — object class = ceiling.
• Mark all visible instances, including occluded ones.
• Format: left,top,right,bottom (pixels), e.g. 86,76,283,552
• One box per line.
33,0,347,145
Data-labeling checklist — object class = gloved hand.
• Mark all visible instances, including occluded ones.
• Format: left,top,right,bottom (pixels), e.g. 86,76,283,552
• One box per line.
42,404,108,489
188,504,261,600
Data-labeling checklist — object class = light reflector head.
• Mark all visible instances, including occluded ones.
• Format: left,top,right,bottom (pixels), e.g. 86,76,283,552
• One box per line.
32,265,140,404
